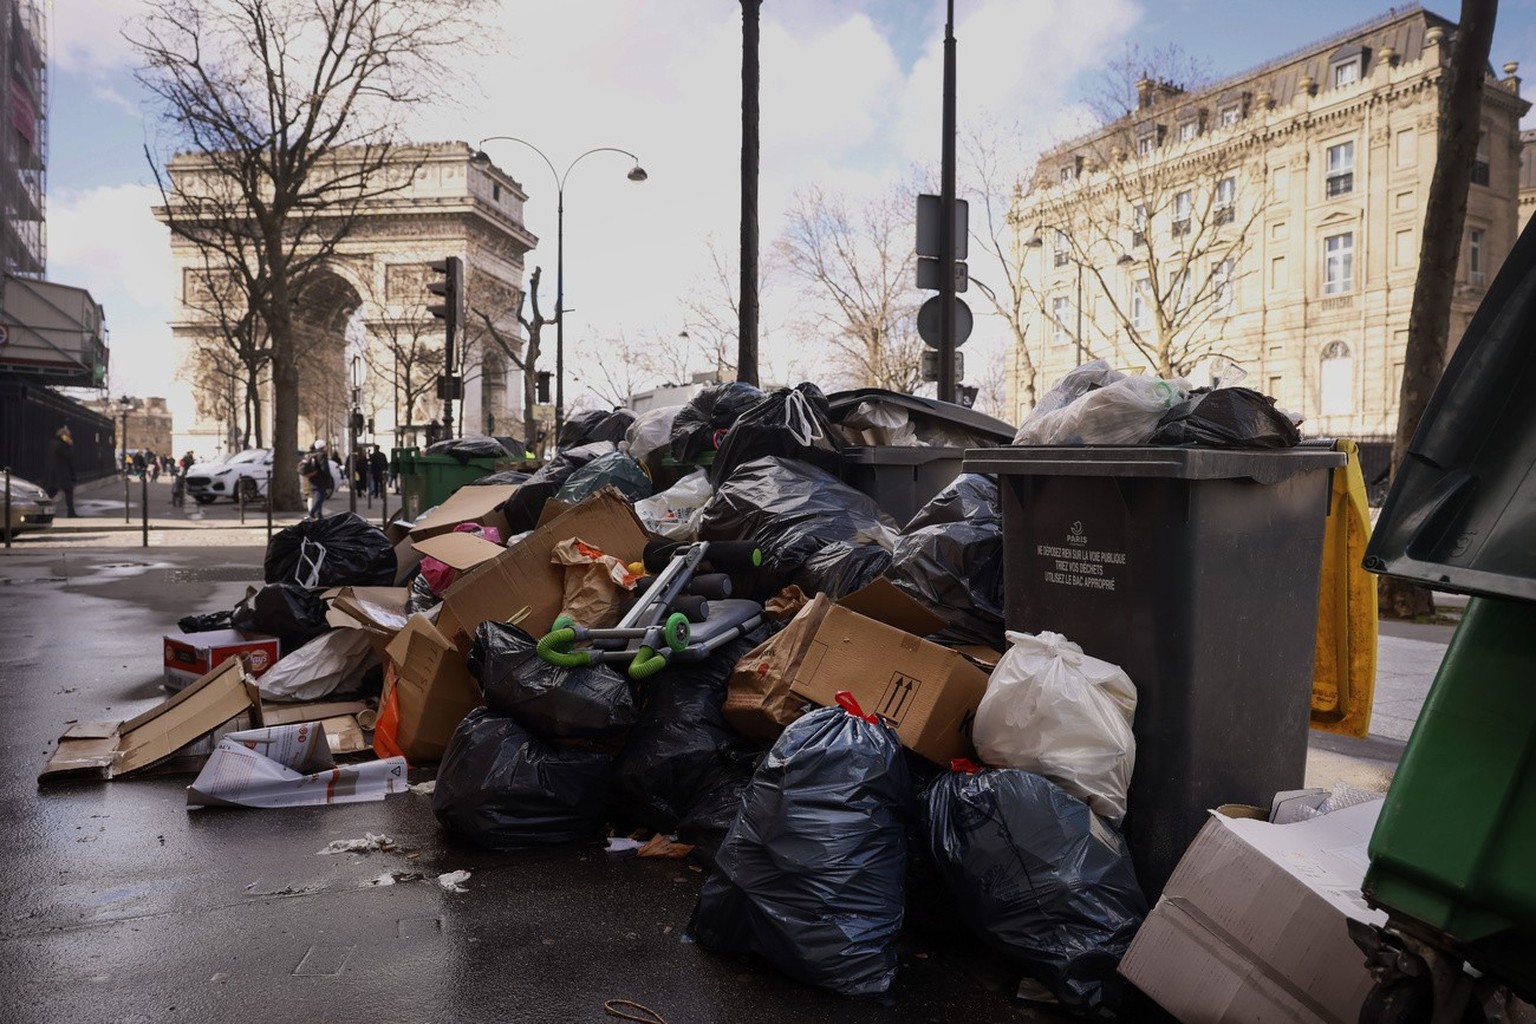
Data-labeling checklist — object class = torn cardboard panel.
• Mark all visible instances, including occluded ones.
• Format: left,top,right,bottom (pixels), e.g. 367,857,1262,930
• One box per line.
381,613,483,761
412,532,506,573
187,723,407,808
1118,800,1387,1024
326,586,410,633
408,483,517,540
437,489,649,642
41,659,261,782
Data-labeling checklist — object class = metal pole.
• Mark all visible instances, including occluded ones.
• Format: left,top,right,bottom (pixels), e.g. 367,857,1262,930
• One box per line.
266,483,273,543
738,0,761,386
4,467,11,550
239,484,246,525
937,0,958,403
123,474,130,524
555,190,565,443
348,426,358,515
140,472,149,548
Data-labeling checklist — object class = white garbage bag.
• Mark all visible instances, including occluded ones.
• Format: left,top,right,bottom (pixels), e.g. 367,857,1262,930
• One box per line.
257,628,378,703
634,469,712,540
972,630,1137,822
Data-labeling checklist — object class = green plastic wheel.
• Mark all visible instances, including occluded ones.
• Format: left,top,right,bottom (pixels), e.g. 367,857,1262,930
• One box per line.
663,612,690,652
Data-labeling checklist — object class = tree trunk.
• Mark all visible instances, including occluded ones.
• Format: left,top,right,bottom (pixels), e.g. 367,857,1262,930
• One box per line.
1379,0,1497,620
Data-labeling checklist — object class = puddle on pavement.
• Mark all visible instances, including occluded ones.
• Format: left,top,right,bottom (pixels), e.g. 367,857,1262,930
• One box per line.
167,566,263,584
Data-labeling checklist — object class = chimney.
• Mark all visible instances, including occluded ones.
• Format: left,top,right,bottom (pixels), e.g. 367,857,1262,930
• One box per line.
1137,76,1154,110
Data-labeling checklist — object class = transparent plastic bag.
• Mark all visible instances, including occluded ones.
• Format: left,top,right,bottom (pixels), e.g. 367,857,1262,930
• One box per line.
972,630,1138,822
634,469,712,540
1014,373,1189,446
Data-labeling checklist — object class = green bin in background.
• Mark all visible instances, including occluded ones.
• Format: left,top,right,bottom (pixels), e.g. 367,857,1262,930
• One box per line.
394,447,506,520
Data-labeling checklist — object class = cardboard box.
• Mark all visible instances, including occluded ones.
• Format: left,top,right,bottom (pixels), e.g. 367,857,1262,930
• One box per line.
163,628,281,692
1118,800,1387,1024
437,489,649,643
408,483,518,541
381,613,483,761
40,659,261,781
787,578,990,765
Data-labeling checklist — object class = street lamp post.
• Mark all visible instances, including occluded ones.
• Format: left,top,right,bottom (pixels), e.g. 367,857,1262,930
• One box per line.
118,395,133,524
470,139,647,441
349,355,361,514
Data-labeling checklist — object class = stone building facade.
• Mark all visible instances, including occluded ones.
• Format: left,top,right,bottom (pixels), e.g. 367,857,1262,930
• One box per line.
1012,6,1528,441
156,142,537,458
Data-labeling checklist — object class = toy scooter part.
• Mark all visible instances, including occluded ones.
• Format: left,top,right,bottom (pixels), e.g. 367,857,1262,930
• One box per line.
536,625,592,668
629,645,669,680
663,612,691,652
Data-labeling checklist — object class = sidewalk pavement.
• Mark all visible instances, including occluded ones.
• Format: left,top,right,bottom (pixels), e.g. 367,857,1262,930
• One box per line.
18,473,1451,796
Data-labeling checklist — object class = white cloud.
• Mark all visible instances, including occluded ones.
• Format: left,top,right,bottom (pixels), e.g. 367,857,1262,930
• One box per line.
53,0,141,75
47,183,174,397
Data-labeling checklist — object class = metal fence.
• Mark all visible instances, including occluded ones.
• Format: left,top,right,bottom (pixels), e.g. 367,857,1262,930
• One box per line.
0,376,117,486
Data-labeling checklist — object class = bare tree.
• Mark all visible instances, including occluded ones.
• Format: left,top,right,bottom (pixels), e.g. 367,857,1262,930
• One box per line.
775,184,925,393
1381,0,1499,620
178,248,273,446
473,265,553,455
1021,45,1264,381
134,0,484,509
680,236,744,380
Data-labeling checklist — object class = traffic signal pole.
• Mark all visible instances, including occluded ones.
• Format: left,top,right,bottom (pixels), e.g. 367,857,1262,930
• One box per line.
428,256,463,441
937,0,958,404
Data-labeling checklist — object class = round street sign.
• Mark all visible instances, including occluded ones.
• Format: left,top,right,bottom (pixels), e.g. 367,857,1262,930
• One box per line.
917,295,973,348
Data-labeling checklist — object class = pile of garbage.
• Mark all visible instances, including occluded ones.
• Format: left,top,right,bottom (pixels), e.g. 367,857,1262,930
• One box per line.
39,373,1340,1017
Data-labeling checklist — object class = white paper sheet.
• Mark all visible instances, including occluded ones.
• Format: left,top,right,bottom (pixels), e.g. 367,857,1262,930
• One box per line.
186,724,408,809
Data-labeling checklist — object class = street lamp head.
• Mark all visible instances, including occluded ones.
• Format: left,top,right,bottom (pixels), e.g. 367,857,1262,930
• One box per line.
1117,254,1136,265
118,394,133,409
627,164,648,183
469,149,493,169
1024,235,1044,247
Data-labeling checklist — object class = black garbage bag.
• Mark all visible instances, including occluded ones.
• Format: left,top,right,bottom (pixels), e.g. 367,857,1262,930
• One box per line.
424,435,514,464
689,698,911,998
469,469,531,487
405,572,439,615
698,456,899,601
431,707,612,850
609,627,769,833
792,540,893,599
177,610,233,633
669,381,767,464
265,513,397,587
559,409,635,449
501,441,617,534
231,582,331,654
886,474,1006,650
1148,386,1300,448
468,621,636,742
708,383,843,486
675,748,759,869
921,767,1148,1017
553,451,653,505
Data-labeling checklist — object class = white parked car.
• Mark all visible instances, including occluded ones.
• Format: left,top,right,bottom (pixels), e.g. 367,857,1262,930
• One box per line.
185,448,273,504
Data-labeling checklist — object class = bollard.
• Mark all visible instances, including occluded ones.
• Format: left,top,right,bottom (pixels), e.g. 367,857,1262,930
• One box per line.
239,486,245,525
380,483,388,530
4,466,11,550
141,472,149,548
266,484,273,543
124,475,131,524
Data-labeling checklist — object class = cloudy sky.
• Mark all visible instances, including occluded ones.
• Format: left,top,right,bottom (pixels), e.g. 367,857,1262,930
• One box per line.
44,0,1536,409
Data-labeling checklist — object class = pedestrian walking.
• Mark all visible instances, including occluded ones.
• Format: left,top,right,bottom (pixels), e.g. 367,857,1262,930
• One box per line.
301,440,335,520
46,425,78,517
368,446,388,499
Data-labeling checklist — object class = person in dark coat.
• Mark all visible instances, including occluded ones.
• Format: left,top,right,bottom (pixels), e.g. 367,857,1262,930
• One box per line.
48,426,78,517
368,447,388,498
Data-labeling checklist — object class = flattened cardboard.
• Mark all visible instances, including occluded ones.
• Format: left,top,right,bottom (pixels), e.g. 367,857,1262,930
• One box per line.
408,483,517,540
163,628,280,691
413,531,507,572
1118,800,1387,1024
787,579,989,765
382,613,482,760
41,659,261,781
260,700,372,755
437,489,649,642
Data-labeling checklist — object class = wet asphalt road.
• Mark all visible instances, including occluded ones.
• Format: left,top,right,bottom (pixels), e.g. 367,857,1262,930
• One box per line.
0,544,1064,1024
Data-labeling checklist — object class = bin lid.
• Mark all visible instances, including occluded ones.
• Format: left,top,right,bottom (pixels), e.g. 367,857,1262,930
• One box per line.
841,444,968,465
1364,214,1536,603
963,446,1344,486
826,388,1015,445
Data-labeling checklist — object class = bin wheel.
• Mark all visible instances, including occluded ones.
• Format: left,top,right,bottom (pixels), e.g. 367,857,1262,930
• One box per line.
1360,979,1432,1024
663,612,690,652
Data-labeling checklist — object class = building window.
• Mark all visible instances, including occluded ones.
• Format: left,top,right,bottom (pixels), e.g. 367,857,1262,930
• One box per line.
1219,104,1241,128
1395,128,1415,167
1138,133,1157,157
1131,279,1150,331
1213,258,1235,314
492,183,502,202
1326,141,1354,198
1472,130,1490,187
1320,340,1354,415
1172,189,1192,236
1324,232,1354,294
1132,203,1148,247
1469,227,1485,286
1215,176,1235,225
1054,229,1071,268
1271,255,1287,290
1179,120,1199,142
1052,296,1071,344
1060,165,1076,183
1333,59,1360,88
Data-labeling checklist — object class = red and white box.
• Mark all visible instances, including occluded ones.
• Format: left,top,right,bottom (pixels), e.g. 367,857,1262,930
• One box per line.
163,629,281,691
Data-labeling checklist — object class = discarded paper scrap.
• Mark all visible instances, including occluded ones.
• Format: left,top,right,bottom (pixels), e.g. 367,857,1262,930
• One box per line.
187,723,407,809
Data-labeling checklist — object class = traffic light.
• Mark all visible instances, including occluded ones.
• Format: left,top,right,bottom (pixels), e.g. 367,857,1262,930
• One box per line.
536,371,552,404
427,256,462,339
